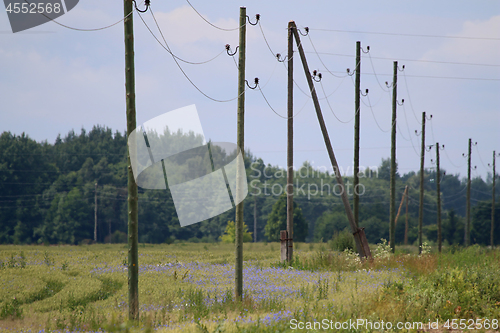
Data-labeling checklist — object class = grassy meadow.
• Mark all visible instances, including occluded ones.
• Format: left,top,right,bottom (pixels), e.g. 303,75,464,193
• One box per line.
0,242,499,332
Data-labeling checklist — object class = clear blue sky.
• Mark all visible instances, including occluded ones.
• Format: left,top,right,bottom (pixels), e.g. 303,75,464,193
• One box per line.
1,0,499,181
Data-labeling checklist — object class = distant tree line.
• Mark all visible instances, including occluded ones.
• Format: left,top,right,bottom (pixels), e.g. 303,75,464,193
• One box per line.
0,126,498,245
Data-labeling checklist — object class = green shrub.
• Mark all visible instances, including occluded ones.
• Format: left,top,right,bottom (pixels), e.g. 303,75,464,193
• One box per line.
328,228,354,252
219,221,252,243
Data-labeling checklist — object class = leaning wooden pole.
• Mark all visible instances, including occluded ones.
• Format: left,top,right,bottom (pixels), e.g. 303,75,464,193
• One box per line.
286,21,294,262
395,185,408,227
291,22,371,260
124,0,139,321
235,6,246,300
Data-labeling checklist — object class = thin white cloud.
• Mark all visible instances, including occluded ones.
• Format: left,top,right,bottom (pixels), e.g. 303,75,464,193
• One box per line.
420,15,500,66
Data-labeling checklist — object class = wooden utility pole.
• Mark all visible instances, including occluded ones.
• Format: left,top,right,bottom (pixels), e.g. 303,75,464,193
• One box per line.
94,182,98,242
353,41,361,229
492,151,497,247
124,0,139,321
465,138,472,246
291,21,371,259
418,112,426,255
254,189,257,243
286,21,294,262
390,61,398,253
235,6,246,300
404,187,409,245
436,143,442,253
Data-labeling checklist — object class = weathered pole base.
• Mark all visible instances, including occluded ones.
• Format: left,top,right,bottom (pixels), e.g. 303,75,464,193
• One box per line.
353,227,372,260
280,230,288,262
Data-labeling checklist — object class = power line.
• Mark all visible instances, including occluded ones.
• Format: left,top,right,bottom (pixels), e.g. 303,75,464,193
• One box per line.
365,51,391,93
401,71,422,124
401,104,420,157
257,85,310,119
319,80,357,123
253,146,420,153
137,9,244,103
360,90,386,108
134,8,227,65
308,51,500,68
258,21,284,59
145,8,224,66
308,28,500,41
429,117,437,143
307,35,349,78
26,0,139,32
315,67,500,82
184,0,242,31
474,145,490,171
396,119,411,142
443,148,467,168
365,94,392,133
403,74,500,82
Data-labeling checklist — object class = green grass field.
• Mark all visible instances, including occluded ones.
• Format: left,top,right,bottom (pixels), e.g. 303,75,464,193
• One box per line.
0,243,499,332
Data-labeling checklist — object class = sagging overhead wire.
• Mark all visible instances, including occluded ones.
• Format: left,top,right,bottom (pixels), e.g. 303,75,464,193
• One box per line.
307,27,500,41
184,0,243,31
443,148,467,168
365,51,391,93
360,89,386,108
401,71,422,124
137,8,226,65
306,52,500,68
258,21,284,59
429,116,437,143
307,34,350,78
225,45,240,69
21,0,141,31
258,20,306,63
257,83,311,120
319,80,358,123
139,9,244,103
401,104,420,157
364,94,393,133
474,145,490,171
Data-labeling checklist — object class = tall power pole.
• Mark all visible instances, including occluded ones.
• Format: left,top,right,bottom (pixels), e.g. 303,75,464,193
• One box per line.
235,6,246,300
286,21,294,262
124,0,139,320
404,186,409,245
465,138,472,246
353,41,361,229
254,189,257,243
418,112,426,255
435,143,442,253
94,182,98,242
389,61,398,253
292,21,371,259
492,151,497,247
